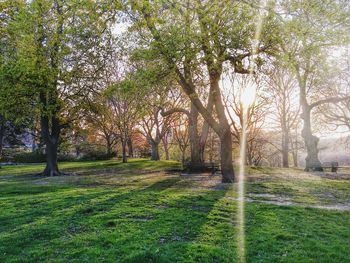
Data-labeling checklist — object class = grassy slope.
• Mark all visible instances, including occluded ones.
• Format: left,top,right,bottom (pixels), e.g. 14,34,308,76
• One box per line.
0,161,349,262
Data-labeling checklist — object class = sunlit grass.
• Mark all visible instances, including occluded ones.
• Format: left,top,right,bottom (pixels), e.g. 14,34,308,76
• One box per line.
0,158,181,177
0,161,349,262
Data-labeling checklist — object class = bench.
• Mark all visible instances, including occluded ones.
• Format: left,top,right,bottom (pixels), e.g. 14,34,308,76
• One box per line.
322,162,339,173
183,162,220,175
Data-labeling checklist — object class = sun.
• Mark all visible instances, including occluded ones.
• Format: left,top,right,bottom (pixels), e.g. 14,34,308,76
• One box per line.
240,84,257,110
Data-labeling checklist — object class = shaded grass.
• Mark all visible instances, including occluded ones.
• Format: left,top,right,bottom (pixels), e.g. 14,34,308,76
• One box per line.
0,158,181,177
0,162,349,262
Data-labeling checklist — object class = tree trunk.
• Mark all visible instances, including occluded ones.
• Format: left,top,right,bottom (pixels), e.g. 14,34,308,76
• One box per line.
162,136,169,160
0,120,4,159
199,123,209,163
150,141,160,161
121,139,127,163
281,132,289,168
292,151,298,167
188,103,201,164
220,129,235,183
127,137,133,157
43,140,60,176
41,115,60,176
199,92,213,163
106,136,112,157
301,107,322,171
211,74,235,183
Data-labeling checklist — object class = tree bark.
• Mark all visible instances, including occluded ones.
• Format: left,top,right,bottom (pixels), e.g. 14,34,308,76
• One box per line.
188,103,201,164
127,137,133,157
150,140,160,161
292,151,298,167
41,114,60,176
43,140,59,176
106,136,112,157
161,135,169,160
0,119,4,158
220,129,234,183
281,103,289,167
121,139,127,163
301,107,322,171
281,132,289,168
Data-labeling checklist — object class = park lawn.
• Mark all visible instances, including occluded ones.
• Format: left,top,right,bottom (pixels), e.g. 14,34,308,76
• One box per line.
0,158,181,177
0,161,349,262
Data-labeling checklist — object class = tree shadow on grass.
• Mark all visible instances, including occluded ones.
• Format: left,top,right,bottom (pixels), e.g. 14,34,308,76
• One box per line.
0,175,232,262
0,176,181,260
245,202,350,263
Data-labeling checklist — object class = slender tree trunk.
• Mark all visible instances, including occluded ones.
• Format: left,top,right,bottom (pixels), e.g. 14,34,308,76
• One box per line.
301,107,322,171
292,151,298,167
188,104,201,164
199,92,213,163
106,136,112,157
127,137,133,157
161,136,169,160
32,128,37,152
281,132,289,168
181,149,186,164
199,123,209,163
121,139,127,163
0,120,4,159
150,140,160,161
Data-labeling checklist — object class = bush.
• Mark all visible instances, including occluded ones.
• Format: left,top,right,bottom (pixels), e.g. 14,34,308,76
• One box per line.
58,154,77,162
13,151,46,163
79,151,113,161
0,148,23,162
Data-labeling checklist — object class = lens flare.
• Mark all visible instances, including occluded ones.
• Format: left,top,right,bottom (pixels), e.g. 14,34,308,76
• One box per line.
240,84,257,109
236,1,268,263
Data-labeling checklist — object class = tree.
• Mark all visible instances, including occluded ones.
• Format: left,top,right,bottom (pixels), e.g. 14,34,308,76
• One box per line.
106,78,145,163
317,55,350,131
125,0,277,182
223,73,269,166
139,89,181,161
172,118,190,164
278,0,350,171
3,0,113,175
266,64,300,167
84,96,119,157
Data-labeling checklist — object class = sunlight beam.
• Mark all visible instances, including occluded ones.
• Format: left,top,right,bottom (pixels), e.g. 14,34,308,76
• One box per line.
236,1,268,263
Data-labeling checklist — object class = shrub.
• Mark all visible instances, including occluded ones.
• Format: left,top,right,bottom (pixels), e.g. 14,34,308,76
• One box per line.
79,151,113,161
13,151,46,163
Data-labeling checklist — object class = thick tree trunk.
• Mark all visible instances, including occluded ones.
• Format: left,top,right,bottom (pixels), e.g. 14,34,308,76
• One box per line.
43,140,60,176
220,129,234,183
301,107,322,171
41,114,60,176
127,137,133,157
150,141,160,161
210,74,235,183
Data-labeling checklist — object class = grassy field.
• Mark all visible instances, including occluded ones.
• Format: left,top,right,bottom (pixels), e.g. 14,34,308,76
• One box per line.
0,160,349,262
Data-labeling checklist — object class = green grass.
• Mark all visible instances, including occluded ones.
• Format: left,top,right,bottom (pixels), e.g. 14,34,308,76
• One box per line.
0,158,181,177
0,161,349,262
